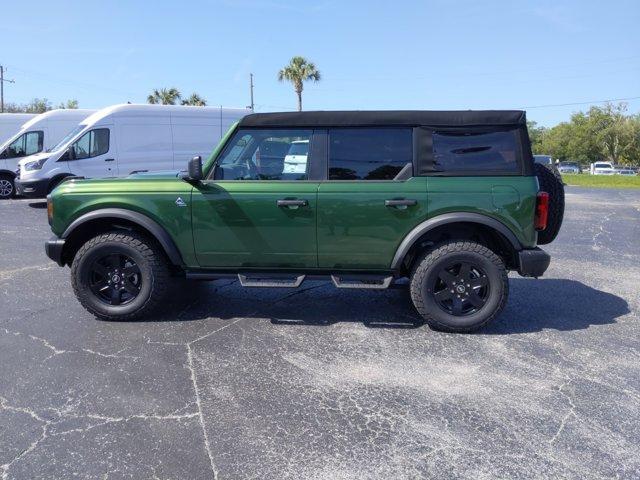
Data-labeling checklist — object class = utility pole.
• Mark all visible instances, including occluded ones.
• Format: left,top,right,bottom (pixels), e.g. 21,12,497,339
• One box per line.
1,65,16,113
248,73,254,111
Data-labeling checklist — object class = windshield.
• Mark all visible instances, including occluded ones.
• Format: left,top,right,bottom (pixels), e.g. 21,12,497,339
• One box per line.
48,125,86,153
594,163,611,168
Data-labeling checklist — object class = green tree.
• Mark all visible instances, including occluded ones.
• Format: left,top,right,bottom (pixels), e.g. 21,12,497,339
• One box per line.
181,93,207,106
58,99,79,109
147,88,181,105
527,120,547,153
278,56,321,111
24,98,52,113
532,102,640,167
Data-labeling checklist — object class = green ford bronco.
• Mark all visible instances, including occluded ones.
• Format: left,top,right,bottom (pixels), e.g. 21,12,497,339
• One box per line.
45,111,564,332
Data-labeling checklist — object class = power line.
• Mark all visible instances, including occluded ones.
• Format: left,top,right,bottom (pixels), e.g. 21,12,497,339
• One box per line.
523,96,640,109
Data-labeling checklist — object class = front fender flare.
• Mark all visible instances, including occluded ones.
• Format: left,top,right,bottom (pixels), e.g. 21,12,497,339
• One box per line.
390,212,523,270
61,208,184,266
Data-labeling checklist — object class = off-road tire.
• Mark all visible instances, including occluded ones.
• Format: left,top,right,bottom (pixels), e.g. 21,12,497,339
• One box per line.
71,231,170,321
0,174,15,199
534,163,564,245
410,241,508,332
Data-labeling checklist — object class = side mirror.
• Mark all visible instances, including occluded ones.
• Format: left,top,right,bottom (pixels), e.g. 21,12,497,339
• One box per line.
187,156,203,182
67,146,76,160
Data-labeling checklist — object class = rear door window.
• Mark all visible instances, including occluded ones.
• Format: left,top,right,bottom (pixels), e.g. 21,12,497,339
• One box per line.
432,130,520,174
328,128,412,180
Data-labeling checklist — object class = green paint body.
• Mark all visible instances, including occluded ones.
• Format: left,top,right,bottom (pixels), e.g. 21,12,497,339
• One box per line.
50,123,538,271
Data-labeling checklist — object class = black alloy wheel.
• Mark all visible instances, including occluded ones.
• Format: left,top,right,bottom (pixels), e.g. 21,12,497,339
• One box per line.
88,253,142,306
431,261,490,316
410,241,508,332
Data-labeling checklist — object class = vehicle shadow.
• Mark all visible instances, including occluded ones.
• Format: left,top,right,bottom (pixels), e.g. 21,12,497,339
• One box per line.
150,277,629,334
484,278,630,334
28,201,47,209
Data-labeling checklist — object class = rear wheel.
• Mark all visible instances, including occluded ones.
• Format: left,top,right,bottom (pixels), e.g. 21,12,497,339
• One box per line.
71,231,170,321
410,241,508,332
0,174,15,199
534,163,564,244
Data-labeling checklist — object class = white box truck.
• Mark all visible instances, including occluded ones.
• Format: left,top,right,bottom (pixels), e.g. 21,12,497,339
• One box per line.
0,109,96,198
15,104,249,198
0,113,37,144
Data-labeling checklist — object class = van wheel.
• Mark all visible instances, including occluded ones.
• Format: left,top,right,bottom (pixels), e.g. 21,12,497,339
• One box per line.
71,231,170,321
0,174,15,199
534,163,565,245
410,241,508,332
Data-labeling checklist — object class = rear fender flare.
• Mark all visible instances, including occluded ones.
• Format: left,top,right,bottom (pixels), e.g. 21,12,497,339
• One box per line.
391,212,523,269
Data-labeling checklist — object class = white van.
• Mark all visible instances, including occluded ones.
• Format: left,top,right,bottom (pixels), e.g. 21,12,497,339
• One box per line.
15,104,249,198
0,109,95,198
0,113,37,144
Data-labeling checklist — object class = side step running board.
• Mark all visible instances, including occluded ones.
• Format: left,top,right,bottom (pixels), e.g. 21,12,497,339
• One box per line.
331,275,393,289
238,274,306,288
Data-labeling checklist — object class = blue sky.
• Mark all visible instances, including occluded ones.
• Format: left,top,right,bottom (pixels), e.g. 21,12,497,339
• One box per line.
2,0,639,126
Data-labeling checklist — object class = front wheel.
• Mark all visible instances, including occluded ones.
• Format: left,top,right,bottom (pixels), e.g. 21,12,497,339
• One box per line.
71,231,170,321
410,241,508,332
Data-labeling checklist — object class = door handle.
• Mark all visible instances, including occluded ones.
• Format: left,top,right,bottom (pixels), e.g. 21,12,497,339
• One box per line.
104,158,115,162
277,199,308,208
385,198,417,209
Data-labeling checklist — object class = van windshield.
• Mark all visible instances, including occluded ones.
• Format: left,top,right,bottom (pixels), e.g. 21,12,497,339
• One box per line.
48,125,86,153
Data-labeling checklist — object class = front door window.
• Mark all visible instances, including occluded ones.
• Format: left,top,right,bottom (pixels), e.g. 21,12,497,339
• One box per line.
213,129,312,181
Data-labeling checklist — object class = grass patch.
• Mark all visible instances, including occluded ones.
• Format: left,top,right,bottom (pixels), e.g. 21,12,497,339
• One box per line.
561,173,640,189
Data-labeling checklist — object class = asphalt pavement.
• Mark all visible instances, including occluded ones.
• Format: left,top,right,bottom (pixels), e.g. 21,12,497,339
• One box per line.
1,187,639,479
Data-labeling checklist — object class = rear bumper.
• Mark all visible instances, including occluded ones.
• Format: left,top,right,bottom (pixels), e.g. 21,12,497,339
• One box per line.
517,247,550,278
45,236,66,266
15,178,49,198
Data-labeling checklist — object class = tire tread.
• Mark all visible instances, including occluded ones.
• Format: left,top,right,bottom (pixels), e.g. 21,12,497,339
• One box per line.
70,231,169,321
410,241,508,332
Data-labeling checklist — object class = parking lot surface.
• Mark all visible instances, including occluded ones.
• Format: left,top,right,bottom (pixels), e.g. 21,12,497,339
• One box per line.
1,187,639,479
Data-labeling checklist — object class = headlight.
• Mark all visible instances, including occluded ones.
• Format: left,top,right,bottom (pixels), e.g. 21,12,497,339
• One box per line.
24,157,49,171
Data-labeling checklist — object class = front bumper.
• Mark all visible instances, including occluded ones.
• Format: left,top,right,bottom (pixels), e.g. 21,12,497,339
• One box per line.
45,236,66,266
517,248,550,278
15,177,49,198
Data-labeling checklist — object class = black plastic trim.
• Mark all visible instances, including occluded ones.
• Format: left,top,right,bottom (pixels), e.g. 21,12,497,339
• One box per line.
390,212,523,269
45,236,66,266
517,248,550,277
61,208,185,266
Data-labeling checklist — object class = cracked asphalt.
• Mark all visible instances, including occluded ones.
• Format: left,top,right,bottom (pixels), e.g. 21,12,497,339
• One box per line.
1,187,639,479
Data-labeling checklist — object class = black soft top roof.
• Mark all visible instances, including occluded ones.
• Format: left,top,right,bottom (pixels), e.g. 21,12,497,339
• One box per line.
239,110,526,128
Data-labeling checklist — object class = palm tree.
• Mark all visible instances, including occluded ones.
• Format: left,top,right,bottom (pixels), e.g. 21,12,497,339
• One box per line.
147,88,181,105
181,93,207,106
278,56,321,111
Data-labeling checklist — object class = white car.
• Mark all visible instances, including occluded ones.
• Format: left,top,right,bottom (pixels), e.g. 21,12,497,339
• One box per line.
615,167,637,176
282,139,309,174
590,162,615,175
558,162,580,174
